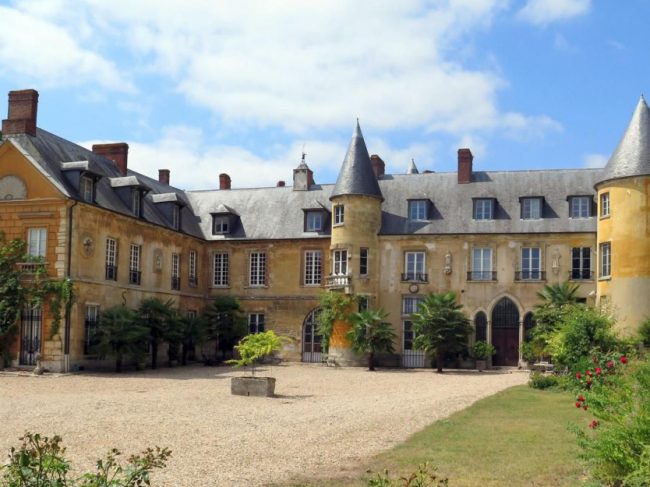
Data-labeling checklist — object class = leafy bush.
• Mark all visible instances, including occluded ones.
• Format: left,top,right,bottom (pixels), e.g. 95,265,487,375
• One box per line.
227,330,290,376
0,432,170,486
639,318,650,348
528,372,559,390
472,341,495,360
365,462,449,486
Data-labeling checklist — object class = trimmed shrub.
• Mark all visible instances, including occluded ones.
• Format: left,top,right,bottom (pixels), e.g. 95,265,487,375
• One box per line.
528,371,559,390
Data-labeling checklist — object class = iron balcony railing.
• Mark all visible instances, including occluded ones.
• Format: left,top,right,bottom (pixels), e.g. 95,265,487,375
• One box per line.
17,262,47,274
129,270,141,285
105,265,118,281
325,274,351,288
171,276,181,290
515,271,546,281
401,272,428,283
467,271,497,281
569,270,593,280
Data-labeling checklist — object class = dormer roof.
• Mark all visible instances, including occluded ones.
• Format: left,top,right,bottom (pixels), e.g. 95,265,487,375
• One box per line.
599,95,650,186
330,121,383,201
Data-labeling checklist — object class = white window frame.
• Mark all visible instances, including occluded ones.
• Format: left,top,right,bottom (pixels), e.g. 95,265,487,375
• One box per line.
249,251,267,287
600,192,610,218
304,250,322,286
332,249,348,276
27,228,47,257
131,189,141,217
105,237,117,280
359,248,369,276
570,196,591,218
521,198,542,220
129,244,141,285
404,251,425,281
408,200,427,221
571,247,591,280
212,215,230,235
473,199,494,220
188,250,197,286
599,242,611,278
248,313,265,334
402,296,424,315
520,247,542,280
334,204,344,225
305,211,323,232
213,252,229,287
171,205,180,230
80,176,94,203
471,247,493,280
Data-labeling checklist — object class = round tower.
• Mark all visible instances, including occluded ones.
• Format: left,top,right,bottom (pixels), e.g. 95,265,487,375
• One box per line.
595,95,650,334
327,121,384,365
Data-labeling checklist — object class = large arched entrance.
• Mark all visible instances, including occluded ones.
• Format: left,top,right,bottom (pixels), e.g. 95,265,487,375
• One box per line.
491,298,520,366
302,308,323,363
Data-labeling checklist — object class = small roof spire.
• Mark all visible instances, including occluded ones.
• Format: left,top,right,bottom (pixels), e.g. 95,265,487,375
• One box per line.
407,158,419,174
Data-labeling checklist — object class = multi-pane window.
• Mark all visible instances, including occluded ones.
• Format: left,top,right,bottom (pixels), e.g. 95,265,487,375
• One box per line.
403,320,416,351
403,251,426,281
332,249,348,275
129,244,141,285
305,211,323,231
248,313,265,334
171,253,180,290
599,242,611,278
474,312,487,342
520,247,541,280
521,198,542,219
473,199,494,220
105,238,117,280
334,204,344,225
571,247,591,280
171,205,180,230
80,176,94,203
213,252,229,287
84,305,99,355
358,295,369,312
304,250,322,285
249,252,266,286
27,228,47,257
359,248,369,276
570,196,591,218
188,250,198,286
212,216,229,235
402,296,424,315
408,200,428,220
600,192,610,218
471,247,493,280
131,190,141,217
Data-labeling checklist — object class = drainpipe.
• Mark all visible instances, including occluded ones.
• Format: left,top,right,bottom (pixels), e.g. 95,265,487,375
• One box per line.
63,200,78,373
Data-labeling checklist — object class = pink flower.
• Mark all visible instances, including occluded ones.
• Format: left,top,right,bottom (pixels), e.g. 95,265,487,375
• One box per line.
607,360,614,369
586,370,593,377
620,356,628,364
595,367,602,375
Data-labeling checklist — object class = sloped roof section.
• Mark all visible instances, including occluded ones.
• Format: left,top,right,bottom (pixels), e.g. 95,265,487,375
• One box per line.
330,121,383,201
599,95,650,185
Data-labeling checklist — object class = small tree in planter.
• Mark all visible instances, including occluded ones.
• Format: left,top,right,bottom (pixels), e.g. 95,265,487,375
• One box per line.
473,340,496,371
227,331,290,397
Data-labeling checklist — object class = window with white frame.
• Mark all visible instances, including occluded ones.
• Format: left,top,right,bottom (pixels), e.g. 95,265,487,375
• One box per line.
521,198,542,219
80,176,94,203
248,313,265,333
27,228,47,257
213,252,229,287
404,251,426,281
359,248,369,276
171,253,180,290
599,242,611,278
212,215,230,235
332,249,348,275
334,204,344,225
571,247,591,280
402,296,424,315
105,238,117,280
84,305,99,355
570,196,591,218
131,189,141,217
600,192,610,218
520,247,542,280
129,244,141,285
473,199,494,220
171,205,180,230
249,251,266,286
304,250,322,285
188,250,197,286
408,200,428,220
471,247,493,280
305,211,323,231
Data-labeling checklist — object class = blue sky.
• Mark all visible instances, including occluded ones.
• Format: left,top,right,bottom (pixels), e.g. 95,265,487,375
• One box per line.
0,0,648,190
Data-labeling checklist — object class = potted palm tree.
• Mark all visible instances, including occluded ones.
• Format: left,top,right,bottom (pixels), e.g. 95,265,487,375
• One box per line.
473,340,496,371
346,309,396,371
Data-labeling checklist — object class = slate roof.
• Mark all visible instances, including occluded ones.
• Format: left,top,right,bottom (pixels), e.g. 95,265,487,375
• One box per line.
3,129,203,238
330,121,383,201
599,95,650,185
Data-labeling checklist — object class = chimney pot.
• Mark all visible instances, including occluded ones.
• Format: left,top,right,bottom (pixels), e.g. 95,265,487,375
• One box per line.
2,89,39,137
158,169,170,185
219,173,231,190
277,180,285,187
370,154,385,179
93,143,129,176
457,148,473,184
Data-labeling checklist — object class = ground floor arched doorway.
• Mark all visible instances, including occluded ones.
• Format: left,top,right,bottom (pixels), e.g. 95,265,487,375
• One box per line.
302,308,323,363
491,297,520,366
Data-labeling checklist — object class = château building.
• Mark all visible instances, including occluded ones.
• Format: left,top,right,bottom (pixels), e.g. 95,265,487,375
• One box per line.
1,89,648,372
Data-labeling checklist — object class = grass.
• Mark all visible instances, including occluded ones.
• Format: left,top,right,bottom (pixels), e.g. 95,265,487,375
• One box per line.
294,385,591,486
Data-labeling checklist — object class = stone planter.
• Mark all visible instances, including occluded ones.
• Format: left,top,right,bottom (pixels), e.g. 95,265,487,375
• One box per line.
475,359,488,371
231,376,276,397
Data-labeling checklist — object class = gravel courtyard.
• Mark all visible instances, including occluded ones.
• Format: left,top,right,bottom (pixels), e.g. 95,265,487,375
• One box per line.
0,363,527,486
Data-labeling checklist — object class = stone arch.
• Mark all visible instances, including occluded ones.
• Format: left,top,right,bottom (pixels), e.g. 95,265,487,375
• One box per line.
302,307,322,363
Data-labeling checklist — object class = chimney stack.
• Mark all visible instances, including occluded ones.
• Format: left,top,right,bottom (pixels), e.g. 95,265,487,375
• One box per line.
219,173,231,190
457,148,473,184
93,143,129,176
2,89,39,137
277,180,285,187
370,154,385,179
158,169,170,185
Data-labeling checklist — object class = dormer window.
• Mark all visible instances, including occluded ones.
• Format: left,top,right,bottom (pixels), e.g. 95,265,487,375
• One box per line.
408,200,429,221
80,175,95,203
171,205,180,230
305,210,324,232
569,196,592,218
473,198,494,220
212,215,230,235
520,197,543,220
131,189,141,217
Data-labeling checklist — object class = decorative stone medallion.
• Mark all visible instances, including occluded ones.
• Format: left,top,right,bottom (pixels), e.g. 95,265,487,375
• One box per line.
0,175,27,200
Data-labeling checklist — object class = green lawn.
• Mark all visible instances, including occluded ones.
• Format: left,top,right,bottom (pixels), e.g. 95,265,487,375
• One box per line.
295,385,591,487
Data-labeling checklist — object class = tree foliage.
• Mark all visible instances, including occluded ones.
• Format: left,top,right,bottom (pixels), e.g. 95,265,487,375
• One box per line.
92,306,147,372
0,235,29,360
227,330,289,376
135,297,176,369
411,292,472,373
204,297,246,362
347,308,396,371
316,292,357,353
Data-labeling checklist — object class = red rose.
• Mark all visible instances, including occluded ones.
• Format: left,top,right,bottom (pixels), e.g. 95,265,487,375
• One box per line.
620,356,628,364
589,420,599,429
607,360,614,369
575,402,581,408
576,372,582,380
595,367,602,375
583,404,588,410
578,395,585,402
586,370,593,377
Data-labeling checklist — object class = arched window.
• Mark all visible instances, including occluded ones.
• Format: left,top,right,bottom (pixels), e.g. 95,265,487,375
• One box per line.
523,312,536,341
492,298,520,329
474,311,487,342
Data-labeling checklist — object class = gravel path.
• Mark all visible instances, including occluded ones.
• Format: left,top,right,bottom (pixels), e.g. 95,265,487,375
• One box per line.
0,364,527,486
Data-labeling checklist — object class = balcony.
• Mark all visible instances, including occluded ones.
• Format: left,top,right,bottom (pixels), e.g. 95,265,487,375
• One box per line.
569,270,593,281
515,271,546,281
467,271,497,282
17,262,46,274
171,276,181,290
401,272,428,283
325,274,351,290
129,270,141,285
105,265,118,281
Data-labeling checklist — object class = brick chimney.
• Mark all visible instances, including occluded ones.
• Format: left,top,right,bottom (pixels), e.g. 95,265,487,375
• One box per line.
158,169,170,185
93,143,129,176
370,154,385,179
457,148,473,184
219,173,231,190
2,89,39,137
277,180,285,187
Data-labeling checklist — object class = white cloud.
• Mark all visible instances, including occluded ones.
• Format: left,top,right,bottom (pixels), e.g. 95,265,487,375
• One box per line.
583,153,608,168
517,0,591,26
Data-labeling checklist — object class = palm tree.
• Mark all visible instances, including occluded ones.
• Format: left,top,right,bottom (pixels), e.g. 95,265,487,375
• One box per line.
411,292,472,373
346,309,396,371
92,306,147,372
178,313,206,365
536,282,580,308
204,297,247,362
135,298,175,369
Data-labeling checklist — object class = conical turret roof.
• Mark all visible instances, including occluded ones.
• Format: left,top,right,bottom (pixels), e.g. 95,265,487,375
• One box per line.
599,95,650,185
407,158,419,174
330,121,383,201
